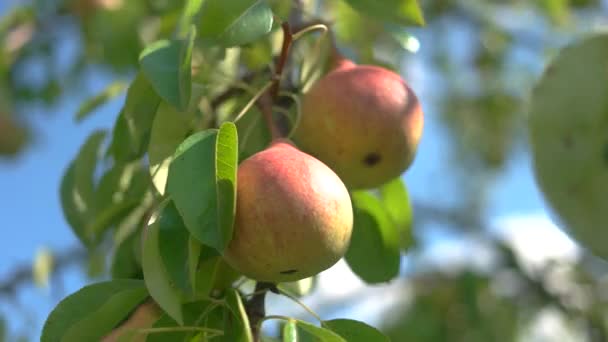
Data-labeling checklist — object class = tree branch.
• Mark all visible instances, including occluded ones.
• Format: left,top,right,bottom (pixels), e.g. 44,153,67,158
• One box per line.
246,282,275,342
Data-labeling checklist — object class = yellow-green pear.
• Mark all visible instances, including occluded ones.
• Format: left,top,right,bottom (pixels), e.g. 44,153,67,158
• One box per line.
529,34,608,259
223,140,353,283
293,57,423,189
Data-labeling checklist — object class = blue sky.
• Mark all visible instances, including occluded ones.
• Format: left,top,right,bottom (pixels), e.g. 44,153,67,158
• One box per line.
0,1,570,340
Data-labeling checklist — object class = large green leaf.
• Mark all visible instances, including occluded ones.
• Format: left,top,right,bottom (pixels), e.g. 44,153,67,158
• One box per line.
41,280,148,342
139,27,195,111
109,73,161,162
342,0,425,26
345,192,400,283
167,124,238,252
324,319,389,342
199,0,274,47
215,122,238,248
379,177,414,250
158,201,192,294
142,204,184,325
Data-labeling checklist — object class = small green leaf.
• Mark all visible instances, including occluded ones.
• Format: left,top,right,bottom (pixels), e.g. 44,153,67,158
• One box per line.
278,277,316,298
199,0,274,47
324,319,389,342
75,82,126,123
146,300,217,342
379,177,414,250
60,163,88,246
295,320,345,342
283,320,298,342
345,192,400,283
194,249,240,297
74,130,107,211
109,73,161,162
158,201,192,294
41,280,148,342
224,288,253,342
142,204,184,325
149,101,193,195
215,122,238,250
139,27,195,111
342,0,425,26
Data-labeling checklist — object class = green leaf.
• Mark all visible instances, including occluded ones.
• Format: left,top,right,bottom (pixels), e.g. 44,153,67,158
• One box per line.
109,73,161,162
235,106,271,161
277,277,316,298
345,192,400,283
149,101,193,195
188,236,202,294
111,232,141,279
324,319,389,342
342,0,425,26
60,162,88,245
146,300,218,342
41,280,148,342
139,27,195,111
158,201,192,294
142,203,184,325
224,288,253,342
283,320,298,342
215,122,239,249
74,130,107,211
199,0,274,47
167,125,239,252
295,320,345,342
194,248,240,297
379,177,414,250
75,82,126,123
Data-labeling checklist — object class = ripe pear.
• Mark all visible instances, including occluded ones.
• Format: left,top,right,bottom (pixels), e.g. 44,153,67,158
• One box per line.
223,140,353,283
529,34,608,260
293,56,424,189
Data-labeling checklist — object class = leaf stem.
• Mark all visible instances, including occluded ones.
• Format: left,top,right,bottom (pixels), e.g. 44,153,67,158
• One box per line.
277,287,324,324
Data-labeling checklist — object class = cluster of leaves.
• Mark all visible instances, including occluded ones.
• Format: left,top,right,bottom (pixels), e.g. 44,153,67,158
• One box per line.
40,0,426,341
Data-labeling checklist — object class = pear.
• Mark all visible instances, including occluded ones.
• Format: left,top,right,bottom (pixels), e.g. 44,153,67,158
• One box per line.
223,140,353,283
529,34,608,259
293,57,423,189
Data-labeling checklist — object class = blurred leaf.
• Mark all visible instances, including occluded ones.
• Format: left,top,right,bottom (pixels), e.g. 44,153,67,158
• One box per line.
235,106,271,161
167,124,238,252
295,320,345,342
33,247,54,288
341,0,425,26
139,27,195,111
379,177,414,250
283,320,297,342
109,73,161,162
146,300,218,342
158,201,192,294
324,319,389,342
142,203,184,325
149,101,193,196
60,130,107,246
345,192,400,283
41,280,148,342
87,248,106,278
75,82,126,123
223,288,253,342
199,0,274,47
111,232,141,279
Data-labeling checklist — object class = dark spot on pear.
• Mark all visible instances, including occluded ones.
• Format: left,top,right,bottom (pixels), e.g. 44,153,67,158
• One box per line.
363,153,381,166
280,269,298,275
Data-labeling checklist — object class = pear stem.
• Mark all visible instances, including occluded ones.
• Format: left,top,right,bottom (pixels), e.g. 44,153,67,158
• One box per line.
246,282,276,342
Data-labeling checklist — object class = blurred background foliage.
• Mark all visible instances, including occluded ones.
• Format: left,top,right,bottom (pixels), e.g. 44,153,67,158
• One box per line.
1,0,608,341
